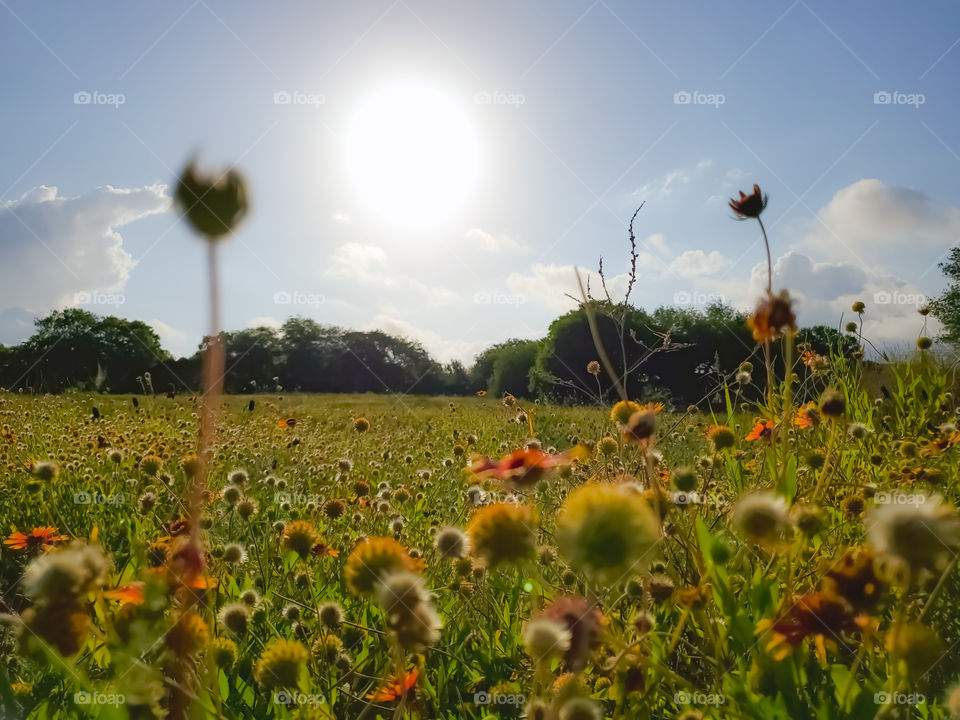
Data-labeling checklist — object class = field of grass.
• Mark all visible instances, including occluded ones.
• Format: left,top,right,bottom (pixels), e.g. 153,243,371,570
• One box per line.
2,357,960,719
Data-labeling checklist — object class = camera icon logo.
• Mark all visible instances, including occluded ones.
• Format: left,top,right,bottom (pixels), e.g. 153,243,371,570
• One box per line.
473,291,492,305
74,491,92,505
273,291,292,305
874,91,892,105
473,91,492,105
873,291,892,305
674,691,692,704
674,91,692,105
274,690,293,704
74,691,92,704
74,91,92,105
274,91,292,105
673,290,692,305
473,691,491,705
874,691,890,704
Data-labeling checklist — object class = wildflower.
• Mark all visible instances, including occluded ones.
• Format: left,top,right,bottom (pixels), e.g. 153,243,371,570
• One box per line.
733,492,788,545
104,582,145,606
4,526,67,551
822,548,884,612
672,467,698,493
557,483,660,580
22,541,110,602
281,520,321,559
324,498,346,518
917,336,933,350
433,526,469,559
758,591,862,660
236,497,257,520
175,159,249,239
366,667,418,703
30,460,59,482
228,469,248,486
852,301,865,313
729,183,768,219
558,697,602,720
866,494,960,573
794,402,820,428
467,446,584,489
598,436,618,455
622,408,657,443
354,417,371,433
467,502,538,569
523,618,571,663
208,637,237,669
586,360,601,376
253,638,309,689
239,589,260,606
819,388,846,418
541,595,605,672
376,571,442,649
218,603,251,636
139,454,162,476
610,400,640,424
792,504,827,537
344,536,419,595
745,419,774,441
166,611,209,656
706,425,736,451
319,601,343,629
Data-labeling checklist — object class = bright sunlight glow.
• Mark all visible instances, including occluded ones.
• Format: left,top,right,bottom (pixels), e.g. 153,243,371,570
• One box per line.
345,83,479,229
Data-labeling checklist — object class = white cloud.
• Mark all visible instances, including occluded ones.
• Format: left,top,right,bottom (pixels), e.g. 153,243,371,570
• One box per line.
327,241,457,305
149,318,191,357
464,227,524,252
506,263,631,312
636,168,690,202
804,179,960,271
669,249,728,277
372,314,486,364
0,184,169,311
331,212,351,223
247,315,282,330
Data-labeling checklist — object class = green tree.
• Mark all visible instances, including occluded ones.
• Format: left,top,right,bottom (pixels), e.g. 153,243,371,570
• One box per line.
931,247,960,343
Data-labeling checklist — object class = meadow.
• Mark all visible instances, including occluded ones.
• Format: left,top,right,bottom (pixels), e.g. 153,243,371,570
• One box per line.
2,343,960,720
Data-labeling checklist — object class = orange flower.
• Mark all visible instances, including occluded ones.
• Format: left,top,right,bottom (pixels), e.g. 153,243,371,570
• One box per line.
745,420,774,441
793,403,819,429
366,667,418,703
747,290,797,343
1,429,17,444
476,390,487,397
311,542,340,558
3,526,67,551
729,183,768,219
638,401,664,414
278,418,297,428
104,582,145,605
757,591,864,660
467,446,586,488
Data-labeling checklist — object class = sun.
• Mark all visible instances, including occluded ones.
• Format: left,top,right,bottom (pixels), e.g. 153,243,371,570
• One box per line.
345,83,479,229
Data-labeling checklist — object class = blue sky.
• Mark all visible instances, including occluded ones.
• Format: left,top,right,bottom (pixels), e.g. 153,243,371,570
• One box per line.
1,0,959,362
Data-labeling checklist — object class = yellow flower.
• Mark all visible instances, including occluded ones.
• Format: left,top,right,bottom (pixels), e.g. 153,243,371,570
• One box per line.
467,502,538,569
344,537,419,595
610,401,640,425
254,638,309,689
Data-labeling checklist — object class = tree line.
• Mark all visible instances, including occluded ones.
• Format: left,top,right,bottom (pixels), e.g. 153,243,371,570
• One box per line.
0,305,855,405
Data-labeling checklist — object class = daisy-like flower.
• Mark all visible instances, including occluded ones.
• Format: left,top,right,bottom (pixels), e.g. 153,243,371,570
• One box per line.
467,446,585,489
757,591,864,661
253,638,309,689
366,667,418,703
467,502,538,569
866,494,960,574
729,183,768,219
748,290,796,343
4,526,67,551
745,419,775,441
344,536,420,595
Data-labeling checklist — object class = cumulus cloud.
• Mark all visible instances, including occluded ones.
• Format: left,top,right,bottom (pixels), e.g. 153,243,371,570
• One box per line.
0,307,37,346
247,315,282,330
327,242,457,305
669,250,728,277
636,169,690,202
372,314,486,364
506,264,631,313
148,319,192,358
804,179,960,271
0,184,169,311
